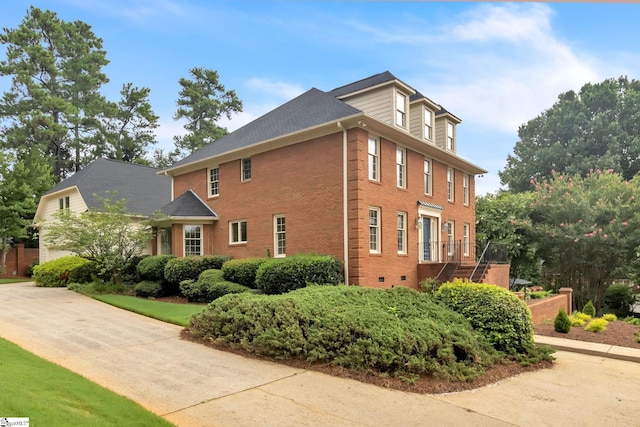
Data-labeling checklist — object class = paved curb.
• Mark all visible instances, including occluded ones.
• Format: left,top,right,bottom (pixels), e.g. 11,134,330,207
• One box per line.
534,334,640,363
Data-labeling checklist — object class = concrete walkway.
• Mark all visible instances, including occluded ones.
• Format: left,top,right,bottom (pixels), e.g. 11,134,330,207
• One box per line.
2,282,640,426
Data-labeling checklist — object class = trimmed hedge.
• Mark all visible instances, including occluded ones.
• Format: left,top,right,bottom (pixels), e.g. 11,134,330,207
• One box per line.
435,279,535,355
255,255,343,294
164,255,232,287
188,285,500,381
222,258,269,288
134,281,163,298
136,255,175,282
33,256,93,287
180,269,250,303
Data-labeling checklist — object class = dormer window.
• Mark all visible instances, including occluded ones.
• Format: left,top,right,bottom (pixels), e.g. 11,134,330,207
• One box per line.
447,122,455,151
396,92,407,128
424,109,432,141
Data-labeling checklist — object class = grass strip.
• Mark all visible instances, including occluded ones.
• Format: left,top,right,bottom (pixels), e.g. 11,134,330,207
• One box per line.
0,278,33,284
0,337,174,427
93,294,206,327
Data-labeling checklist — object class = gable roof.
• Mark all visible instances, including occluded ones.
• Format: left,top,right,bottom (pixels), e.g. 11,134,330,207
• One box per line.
43,158,171,216
328,71,399,98
159,189,217,218
167,88,361,170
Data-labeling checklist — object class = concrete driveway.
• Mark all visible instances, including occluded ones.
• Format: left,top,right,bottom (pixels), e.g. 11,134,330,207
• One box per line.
1,282,640,426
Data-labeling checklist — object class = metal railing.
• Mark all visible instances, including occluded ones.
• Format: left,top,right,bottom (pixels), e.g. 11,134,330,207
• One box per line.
469,241,509,281
418,240,476,264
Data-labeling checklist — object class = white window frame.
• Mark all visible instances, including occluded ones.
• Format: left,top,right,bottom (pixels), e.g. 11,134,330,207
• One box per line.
229,220,247,244
396,147,406,189
241,158,251,182
397,212,407,254
424,109,432,141
447,122,455,151
274,215,286,258
447,168,455,202
184,224,202,256
463,174,469,206
209,167,219,197
424,158,432,196
447,221,455,257
368,136,379,181
59,196,70,210
369,207,381,254
463,223,470,257
396,92,406,128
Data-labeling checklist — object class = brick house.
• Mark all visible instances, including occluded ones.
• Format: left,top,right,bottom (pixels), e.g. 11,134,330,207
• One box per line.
158,71,508,288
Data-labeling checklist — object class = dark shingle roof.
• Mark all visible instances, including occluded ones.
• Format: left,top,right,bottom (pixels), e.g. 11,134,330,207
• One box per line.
168,88,361,169
159,190,217,218
328,71,398,98
45,158,171,216
418,200,444,210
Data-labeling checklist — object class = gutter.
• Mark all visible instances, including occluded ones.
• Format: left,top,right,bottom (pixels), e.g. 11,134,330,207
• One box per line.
337,121,349,285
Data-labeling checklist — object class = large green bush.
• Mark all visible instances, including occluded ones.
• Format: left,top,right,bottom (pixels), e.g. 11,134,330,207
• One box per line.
134,281,163,298
222,258,268,287
136,255,175,282
255,255,343,294
188,285,501,381
164,256,231,287
435,279,535,355
33,256,92,287
180,269,250,303
604,283,637,317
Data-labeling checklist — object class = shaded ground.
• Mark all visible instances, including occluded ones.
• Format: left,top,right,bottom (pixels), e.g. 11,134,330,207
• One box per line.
534,320,640,349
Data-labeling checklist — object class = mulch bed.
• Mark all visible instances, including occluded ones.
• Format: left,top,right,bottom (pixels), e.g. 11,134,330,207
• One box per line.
534,320,640,349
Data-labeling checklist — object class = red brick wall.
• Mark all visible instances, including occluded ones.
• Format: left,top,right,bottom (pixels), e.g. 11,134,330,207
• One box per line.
527,289,573,325
1,244,38,278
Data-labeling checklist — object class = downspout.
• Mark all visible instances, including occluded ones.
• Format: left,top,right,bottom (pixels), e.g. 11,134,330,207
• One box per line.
337,121,349,284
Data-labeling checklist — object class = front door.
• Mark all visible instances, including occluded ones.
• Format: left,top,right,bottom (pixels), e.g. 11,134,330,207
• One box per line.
422,217,432,261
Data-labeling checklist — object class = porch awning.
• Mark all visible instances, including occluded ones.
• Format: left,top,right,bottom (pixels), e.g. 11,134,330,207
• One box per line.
417,200,444,210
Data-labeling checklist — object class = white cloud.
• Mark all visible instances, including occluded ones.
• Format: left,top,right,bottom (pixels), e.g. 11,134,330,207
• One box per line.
245,78,305,102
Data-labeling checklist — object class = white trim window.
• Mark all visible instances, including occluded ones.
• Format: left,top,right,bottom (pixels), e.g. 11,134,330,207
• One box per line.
230,220,247,244
397,212,407,254
396,92,406,127
447,122,455,151
447,168,455,202
463,174,469,206
274,215,286,257
396,147,406,189
447,221,455,256
209,167,219,197
368,136,379,181
424,159,432,195
369,207,380,254
463,223,470,257
424,109,432,141
184,225,202,256
241,158,251,182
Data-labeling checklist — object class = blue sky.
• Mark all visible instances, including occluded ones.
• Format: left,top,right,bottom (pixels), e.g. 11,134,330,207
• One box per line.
2,1,640,195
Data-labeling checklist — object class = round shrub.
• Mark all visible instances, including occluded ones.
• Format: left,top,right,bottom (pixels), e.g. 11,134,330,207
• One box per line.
188,285,501,381
583,301,596,317
222,258,268,287
136,255,175,282
584,318,608,333
164,256,231,287
435,279,535,355
180,269,250,302
134,281,163,298
255,255,343,294
198,255,232,271
33,256,92,287
67,260,99,284
554,308,571,333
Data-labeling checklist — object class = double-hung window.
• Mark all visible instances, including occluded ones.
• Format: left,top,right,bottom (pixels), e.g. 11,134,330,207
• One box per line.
209,167,219,197
446,221,455,256
447,168,455,202
463,174,469,206
230,220,247,244
184,225,202,256
424,159,432,195
463,223,470,257
396,92,406,127
274,215,286,257
447,122,455,151
396,147,406,189
397,212,407,254
369,207,380,254
368,137,379,181
241,158,251,182
59,196,70,210
424,109,432,141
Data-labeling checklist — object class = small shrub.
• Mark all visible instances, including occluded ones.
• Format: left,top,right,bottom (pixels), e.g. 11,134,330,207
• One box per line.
602,313,617,322
626,317,640,326
570,317,586,327
68,260,100,284
419,277,439,295
584,318,608,333
554,308,572,333
25,259,39,277
529,290,553,299
121,255,146,284
583,301,596,317
180,269,250,303
222,258,269,287
33,256,92,287
434,279,534,355
134,281,163,298
572,311,592,321
136,255,175,282
255,254,343,294
198,255,232,271
165,256,231,289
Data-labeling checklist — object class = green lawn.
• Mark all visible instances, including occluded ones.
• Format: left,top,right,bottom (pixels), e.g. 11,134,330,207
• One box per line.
0,278,32,284
0,337,174,427
93,294,206,326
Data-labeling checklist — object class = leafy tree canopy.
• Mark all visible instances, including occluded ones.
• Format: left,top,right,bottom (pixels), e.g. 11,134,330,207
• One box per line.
500,76,640,192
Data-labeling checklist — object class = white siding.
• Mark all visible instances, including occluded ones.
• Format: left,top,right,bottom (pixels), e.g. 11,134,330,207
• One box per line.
37,189,88,263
